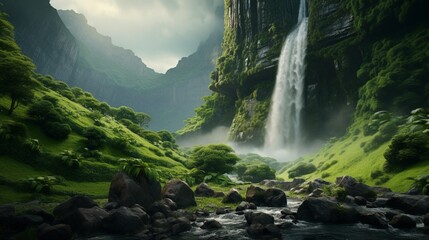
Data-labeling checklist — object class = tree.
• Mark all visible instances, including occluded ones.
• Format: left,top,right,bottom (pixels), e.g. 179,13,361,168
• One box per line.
0,14,36,115
190,144,240,175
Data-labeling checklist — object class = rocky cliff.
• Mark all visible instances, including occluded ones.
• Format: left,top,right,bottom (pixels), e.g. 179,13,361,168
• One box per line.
182,0,429,146
0,0,222,131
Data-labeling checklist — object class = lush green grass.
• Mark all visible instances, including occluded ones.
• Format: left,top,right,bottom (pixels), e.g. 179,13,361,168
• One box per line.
278,123,429,193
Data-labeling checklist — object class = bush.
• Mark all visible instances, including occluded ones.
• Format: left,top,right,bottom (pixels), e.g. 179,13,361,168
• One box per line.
141,131,161,144
0,120,27,141
384,131,429,168
370,170,384,179
27,100,55,122
241,164,276,183
83,127,107,150
321,173,330,178
190,144,240,177
43,122,71,140
288,163,316,178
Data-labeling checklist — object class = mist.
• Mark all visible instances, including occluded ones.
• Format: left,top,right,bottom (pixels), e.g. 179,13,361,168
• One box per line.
177,126,230,148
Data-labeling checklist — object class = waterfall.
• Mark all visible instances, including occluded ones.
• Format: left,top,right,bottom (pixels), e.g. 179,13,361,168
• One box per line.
264,0,308,151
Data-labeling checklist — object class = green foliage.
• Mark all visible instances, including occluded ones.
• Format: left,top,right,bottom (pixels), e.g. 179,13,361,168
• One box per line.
83,127,107,150
370,170,384,179
238,153,281,170
323,185,347,202
23,176,60,194
384,131,429,169
190,144,240,177
288,163,317,178
59,150,81,169
141,131,161,144
0,120,27,141
240,164,276,183
320,160,338,171
42,122,72,140
119,158,159,182
113,106,151,127
407,174,429,195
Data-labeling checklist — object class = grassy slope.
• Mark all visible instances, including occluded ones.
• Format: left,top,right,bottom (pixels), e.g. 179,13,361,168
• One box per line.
0,84,188,204
278,123,429,193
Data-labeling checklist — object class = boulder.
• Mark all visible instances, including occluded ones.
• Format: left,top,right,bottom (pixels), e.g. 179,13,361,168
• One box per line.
308,178,332,192
38,224,72,240
371,186,392,195
194,183,215,197
359,212,389,229
53,195,97,220
102,207,144,234
162,179,196,208
366,198,388,208
130,206,150,224
245,185,266,205
264,188,287,207
261,179,305,191
172,209,197,222
309,188,324,198
214,191,225,198
297,197,359,224
0,204,15,224
201,219,222,230
236,201,257,211
171,217,192,235
354,196,367,206
246,223,281,239
245,212,274,225
222,189,243,204
108,172,161,209
148,199,175,216
389,214,416,229
336,176,376,200
215,207,231,215
59,206,108,233
10,214,44,232
386,194,429,214
24,208,54,224
424,213,429,227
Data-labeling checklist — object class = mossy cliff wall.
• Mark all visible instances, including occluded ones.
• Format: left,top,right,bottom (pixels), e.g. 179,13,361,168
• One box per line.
184,0,429,146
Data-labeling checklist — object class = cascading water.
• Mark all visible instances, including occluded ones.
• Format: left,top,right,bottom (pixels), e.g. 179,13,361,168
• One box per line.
264,0,308,151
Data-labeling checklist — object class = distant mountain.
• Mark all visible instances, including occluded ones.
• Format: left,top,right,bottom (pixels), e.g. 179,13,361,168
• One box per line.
0,0,223,131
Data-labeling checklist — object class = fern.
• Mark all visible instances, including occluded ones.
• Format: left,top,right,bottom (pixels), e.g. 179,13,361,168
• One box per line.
119,158,160,182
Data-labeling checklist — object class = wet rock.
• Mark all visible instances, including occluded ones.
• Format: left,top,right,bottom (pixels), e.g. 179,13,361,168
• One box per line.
108,172,161,209
0,204,15,224
247,223,281,239
354,196,367,206
236,201,257,211
148,199,175,217
280,208,296,218
371,186,392,195
261,178,305,191
201,219,222,230
172,209,197,222
38,224,72,240
246,185,266,205
60,206,108,233
245,212,274,225
215,207,231,215
246,223,265,236
264,188,287,207
102,206,145,234
297,197,359,224
366,198,388,208
336,176,376,200
407,187,421,195
264,224,282,238
359,212,389,229
162,179,196,208
10,214,44,232
309,188,324,197
424,213,429,226
151,212,166,221
53,195,97,220
103,201,119,211
386,194,429,214
130,206,150,224
222,189,243,204
171,217,191,235
389,214,416,229
195,209,210,217
195,183,215,197
344,195,354,204
23,208,54,224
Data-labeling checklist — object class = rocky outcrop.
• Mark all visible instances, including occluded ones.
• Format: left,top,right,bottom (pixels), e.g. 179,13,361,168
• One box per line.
222,189,244,204
162,179,196,208
336,176,376,200
245,185,287,207
385,194,429,215
195,183,216,197
297,197,359,224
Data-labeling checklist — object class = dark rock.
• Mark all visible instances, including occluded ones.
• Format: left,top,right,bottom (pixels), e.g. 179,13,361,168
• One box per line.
102,206,144,234
384,209,403,221
23,208,54,224
108,172,161,209
222,189,243,204
261,179,305,191
103,201,119,211
264,224,282,238
38,224,72,240
386,194,429,214
161,198,178,211
278,222,295,229
130,206,150,224
366,198,388,208
195,183,215,197
53,195,97,220
171,217,191,235
201,219,222,230
359,212,389,229
308,178,332,192
344,195,354,204
309,188,324,197
215,207,231,215
371,186,392,195
172,209,197,222
162,179,196,208
245,212,274,225
247,223,281,238
153,218,171,229
389,214,416,229
424,213,429,226
59,206,108,233
297,197,359,223
248,203,257,210
0,205,15,224
246,223,264,237
148,199,174,216
336,176,376,200
245,185,266,205
151,212,166,221
354,196,367,206
195,209,210,217
214,191,225,198
236,201,256,211
281,208,296,218
407,187,421,195
264,188,287,207
11,214,44,231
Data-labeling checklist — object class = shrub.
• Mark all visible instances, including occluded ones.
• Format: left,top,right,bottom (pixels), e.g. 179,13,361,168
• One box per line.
190,144,240,177
141,131,161,144
370,170,384,179
43,122,71,140
288,163,316,178
407,174,429,195
0,120,27,141
83,127,107,150
27,100,55,122
59,150,81,169
321,173,330,178
241,164,276,183
23,176,60,194
119,158,159,181
384,131,429,168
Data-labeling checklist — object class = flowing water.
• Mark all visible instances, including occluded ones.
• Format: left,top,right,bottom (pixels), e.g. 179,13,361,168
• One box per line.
264,0,308,151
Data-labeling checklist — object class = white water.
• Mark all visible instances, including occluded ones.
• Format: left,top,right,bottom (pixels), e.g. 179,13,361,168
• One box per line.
264,0,308,152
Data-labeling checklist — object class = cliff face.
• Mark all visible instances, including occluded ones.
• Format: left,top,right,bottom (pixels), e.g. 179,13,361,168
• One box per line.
184,0,428,146
0,0,222,131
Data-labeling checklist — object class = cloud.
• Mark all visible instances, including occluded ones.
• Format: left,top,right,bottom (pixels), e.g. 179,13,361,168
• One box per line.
50,0,224,73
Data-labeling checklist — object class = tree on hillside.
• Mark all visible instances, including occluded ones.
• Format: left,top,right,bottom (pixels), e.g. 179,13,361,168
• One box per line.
190,144,240,175
0,14,36,115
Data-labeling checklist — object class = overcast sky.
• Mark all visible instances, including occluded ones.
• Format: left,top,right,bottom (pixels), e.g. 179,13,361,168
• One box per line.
51,0,224,73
